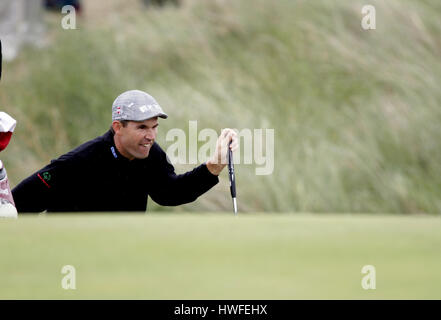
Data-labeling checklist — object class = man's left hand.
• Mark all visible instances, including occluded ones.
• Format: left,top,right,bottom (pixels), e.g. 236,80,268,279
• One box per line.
206,128,238,176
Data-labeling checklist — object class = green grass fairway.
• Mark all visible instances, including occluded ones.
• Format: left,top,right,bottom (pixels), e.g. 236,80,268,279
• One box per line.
1,214,440,299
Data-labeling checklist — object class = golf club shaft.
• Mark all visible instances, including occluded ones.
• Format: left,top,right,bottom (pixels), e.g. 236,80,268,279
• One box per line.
228,141,237,215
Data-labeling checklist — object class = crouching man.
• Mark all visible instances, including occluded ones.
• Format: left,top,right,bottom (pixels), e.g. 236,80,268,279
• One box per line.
12,90,238,213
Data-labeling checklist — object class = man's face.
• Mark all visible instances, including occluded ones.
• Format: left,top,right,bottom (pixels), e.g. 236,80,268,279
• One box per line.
113,118,158,160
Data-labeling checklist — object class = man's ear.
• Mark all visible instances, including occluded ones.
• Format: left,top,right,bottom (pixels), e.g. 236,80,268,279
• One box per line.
112,121,123,134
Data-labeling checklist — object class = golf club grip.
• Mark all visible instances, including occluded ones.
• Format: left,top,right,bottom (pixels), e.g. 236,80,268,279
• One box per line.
228,146,236,198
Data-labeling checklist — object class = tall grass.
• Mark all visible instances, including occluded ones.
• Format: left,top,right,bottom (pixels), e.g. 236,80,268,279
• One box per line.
1,0,440,213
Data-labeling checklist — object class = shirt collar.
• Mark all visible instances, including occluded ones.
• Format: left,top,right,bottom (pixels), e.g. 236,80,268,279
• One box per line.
102,129,145,164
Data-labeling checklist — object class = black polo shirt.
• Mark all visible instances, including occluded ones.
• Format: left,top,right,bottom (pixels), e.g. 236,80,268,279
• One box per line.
12,130,219,212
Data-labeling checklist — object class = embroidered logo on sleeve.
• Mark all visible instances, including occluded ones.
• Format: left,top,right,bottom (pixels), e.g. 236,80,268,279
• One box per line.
37,171,52,188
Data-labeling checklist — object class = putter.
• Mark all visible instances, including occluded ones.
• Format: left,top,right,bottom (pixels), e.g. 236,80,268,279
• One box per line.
228,140,237,215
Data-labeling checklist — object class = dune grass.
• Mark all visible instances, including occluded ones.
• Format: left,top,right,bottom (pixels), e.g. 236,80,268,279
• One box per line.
1,0,441,213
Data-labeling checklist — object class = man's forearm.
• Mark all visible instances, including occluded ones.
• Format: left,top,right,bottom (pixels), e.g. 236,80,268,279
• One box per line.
149,163,219,206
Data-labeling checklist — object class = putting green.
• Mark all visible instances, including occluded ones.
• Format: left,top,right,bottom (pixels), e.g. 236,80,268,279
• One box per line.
1,213,440,299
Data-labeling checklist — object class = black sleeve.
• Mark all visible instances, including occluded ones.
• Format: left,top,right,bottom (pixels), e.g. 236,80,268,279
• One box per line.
148,145,219,206
12,159,73,213
12,173,51,213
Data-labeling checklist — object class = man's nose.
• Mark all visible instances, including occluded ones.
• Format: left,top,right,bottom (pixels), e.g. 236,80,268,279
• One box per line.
145,130,155,141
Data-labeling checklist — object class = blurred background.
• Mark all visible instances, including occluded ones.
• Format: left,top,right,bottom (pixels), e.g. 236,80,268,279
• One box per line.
0,0,440,214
